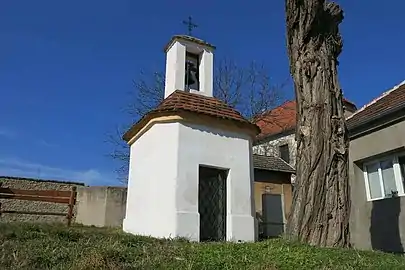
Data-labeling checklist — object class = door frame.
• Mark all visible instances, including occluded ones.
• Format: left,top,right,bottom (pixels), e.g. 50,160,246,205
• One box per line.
198,165,229,241
261,189,286,238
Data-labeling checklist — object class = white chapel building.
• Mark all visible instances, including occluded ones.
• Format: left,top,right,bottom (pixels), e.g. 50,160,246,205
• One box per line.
122,35,260,242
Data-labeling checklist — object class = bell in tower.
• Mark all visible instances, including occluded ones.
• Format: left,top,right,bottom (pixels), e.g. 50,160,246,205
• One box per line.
163,17,215,98
185,52,200,91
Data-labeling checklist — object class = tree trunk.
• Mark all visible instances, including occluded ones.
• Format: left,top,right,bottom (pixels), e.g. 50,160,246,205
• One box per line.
285,0,350,247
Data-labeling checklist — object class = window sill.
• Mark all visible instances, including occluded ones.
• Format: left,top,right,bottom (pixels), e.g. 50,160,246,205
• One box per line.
367,194,405,202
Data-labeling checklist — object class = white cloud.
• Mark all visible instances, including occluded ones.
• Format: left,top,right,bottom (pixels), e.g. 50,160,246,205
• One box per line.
0,157,118,186
0,128,15,139
0,128,59,148
36,140,58,148
0,128,60,150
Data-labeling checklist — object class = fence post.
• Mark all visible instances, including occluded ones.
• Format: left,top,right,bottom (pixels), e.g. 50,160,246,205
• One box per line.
66,186,77,226
0,183,3,218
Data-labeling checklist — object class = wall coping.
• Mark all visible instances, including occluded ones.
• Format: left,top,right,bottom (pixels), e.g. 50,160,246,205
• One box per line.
0,176,86,186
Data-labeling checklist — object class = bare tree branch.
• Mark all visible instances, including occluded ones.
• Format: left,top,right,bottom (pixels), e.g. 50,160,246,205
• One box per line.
213,58,245,108
124,71,165,118
108,58,288,183
105,125,131,183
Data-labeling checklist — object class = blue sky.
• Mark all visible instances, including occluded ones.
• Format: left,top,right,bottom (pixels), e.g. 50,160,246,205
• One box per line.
1,1,404,185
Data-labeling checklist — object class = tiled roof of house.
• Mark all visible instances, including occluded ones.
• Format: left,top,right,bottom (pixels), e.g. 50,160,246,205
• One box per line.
123,90,260,142
255,98,357,139
253,154,295,173
255,101,297,140
346,81,405,129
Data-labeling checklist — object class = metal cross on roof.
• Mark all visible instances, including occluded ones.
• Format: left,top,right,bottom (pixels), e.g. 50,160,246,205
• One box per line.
183,16,198,36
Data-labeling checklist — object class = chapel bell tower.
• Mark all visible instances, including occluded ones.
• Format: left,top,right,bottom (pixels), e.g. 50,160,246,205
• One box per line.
164,35,215,98
123,24,258,243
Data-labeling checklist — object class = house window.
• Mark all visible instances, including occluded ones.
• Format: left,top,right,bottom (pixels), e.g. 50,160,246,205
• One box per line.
279,144,290,163
399,156,405,184
363,155,405,201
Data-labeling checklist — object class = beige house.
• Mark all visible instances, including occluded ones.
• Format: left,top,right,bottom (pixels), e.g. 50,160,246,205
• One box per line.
251,97,357,239
347,81,405,253
252,154,294,239
253,98,357,183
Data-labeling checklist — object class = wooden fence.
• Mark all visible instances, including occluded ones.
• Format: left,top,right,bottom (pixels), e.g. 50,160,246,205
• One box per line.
0,186,77,226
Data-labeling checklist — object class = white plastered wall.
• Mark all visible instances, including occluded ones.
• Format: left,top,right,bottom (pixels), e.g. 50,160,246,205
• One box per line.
123,121,256,242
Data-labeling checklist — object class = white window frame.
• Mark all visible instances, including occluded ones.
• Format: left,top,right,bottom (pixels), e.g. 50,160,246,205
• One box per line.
363,154,405,201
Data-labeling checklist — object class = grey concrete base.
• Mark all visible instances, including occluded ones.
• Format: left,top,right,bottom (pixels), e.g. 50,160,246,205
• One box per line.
75,186,127,228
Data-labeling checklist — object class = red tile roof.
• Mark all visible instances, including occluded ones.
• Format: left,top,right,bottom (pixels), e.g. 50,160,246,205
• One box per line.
347,81,405,129
123,90,260,142
255,98,357,139
255,101,297,139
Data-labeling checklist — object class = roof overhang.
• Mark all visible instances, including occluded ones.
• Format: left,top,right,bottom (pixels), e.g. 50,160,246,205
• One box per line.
123,110,260,146
349,106,405,140
163,35,216,53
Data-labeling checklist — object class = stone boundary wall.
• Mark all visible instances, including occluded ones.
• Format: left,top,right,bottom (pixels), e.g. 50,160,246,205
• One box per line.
0,176,85,224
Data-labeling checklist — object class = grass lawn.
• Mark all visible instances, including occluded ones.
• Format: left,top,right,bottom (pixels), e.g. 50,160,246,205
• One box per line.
0,223,404,269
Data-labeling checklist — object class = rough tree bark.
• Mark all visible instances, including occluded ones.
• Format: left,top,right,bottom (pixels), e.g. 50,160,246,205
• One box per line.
285,0,350,247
